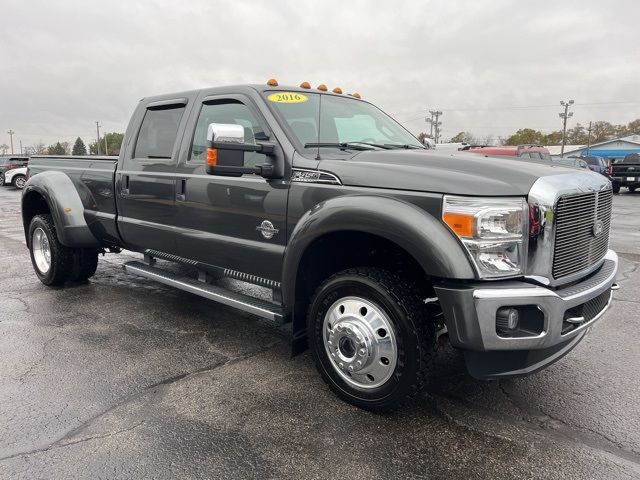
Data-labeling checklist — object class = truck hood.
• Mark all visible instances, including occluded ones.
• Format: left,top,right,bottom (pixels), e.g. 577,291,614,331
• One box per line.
319,150,584,196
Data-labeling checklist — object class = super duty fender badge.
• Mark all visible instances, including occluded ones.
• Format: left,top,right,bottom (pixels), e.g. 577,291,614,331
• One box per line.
256,220,279,240
267,92,308,103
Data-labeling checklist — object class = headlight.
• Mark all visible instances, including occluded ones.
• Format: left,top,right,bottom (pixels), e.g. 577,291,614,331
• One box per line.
442,195,528,278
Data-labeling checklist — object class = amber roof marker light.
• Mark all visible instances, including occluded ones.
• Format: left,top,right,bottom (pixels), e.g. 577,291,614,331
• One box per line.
317,83,328,91
350,92,361,99
267,78,278,86
332,87,343,94
300,81,311,89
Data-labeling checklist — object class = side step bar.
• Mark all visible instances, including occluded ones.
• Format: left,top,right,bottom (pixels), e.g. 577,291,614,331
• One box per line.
123,261,284,323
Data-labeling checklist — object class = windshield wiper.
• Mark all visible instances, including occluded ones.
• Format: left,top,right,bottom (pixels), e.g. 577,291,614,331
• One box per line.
304,142,390,151
383,144,424,150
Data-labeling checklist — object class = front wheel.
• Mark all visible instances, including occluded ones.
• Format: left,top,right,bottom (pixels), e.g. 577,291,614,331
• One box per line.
12,174,26,190
612,182,620,194
0,173,5,186
630,186,637,193
307,267,437,411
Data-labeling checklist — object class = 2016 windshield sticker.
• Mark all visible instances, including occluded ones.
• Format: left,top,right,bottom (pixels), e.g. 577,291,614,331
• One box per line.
268,92,308,103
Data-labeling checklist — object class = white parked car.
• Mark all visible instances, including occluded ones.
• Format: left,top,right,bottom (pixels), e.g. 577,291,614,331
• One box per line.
3,166,28,189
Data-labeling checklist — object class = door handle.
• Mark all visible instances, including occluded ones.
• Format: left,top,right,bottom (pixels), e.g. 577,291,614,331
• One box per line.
121,175,130,197
176,178,186,202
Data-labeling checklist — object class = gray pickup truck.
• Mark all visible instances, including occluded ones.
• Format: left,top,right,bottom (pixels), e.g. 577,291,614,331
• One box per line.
22,81,618,410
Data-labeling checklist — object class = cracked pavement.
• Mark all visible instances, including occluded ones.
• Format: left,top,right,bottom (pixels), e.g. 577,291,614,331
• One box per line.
0,186,639,479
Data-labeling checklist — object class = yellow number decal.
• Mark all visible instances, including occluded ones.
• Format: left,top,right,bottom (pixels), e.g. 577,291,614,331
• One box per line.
267,92,308,103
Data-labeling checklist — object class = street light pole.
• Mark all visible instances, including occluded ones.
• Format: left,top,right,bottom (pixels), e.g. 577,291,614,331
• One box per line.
559,100,574,158
7,130,15,154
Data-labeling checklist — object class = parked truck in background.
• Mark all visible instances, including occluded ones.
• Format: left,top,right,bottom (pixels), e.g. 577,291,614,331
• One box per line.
21,80,618,410
611,153,640,193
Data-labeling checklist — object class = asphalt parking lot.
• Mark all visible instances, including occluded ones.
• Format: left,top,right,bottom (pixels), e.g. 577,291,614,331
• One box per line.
0,185,639,479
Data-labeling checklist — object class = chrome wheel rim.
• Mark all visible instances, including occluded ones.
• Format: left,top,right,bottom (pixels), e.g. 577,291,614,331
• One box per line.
323,296,398,389
14,176,25,188
32,227,51,274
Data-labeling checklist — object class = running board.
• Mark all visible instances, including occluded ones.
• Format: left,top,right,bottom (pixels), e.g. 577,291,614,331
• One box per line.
123,261,284,323
144,249,281,290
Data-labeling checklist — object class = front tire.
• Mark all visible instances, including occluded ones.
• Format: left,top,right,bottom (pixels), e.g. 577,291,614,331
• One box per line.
12,174,26,190
630,186,637,193
307,267,437,411
612,182,620,194
0,173,5,186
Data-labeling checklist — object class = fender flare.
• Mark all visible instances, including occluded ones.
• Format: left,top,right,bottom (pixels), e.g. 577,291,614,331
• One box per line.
21,171,101,248
282,194,476,318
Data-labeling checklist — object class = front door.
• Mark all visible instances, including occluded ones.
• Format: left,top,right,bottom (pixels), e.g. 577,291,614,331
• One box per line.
173,94,289,281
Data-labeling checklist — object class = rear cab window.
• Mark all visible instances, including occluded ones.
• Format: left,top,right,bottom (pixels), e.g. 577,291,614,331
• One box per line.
134,104,186,160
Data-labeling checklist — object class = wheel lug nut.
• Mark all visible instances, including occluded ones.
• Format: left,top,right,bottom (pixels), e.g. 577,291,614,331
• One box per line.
359,349,366,356
356,360,362,367
339,362,344,369
348,365,354,371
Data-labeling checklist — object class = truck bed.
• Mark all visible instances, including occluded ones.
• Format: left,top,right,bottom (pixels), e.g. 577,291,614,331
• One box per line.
27,155,121,245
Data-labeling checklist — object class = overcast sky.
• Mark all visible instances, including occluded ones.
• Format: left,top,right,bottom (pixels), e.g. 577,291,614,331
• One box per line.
1,0,638,150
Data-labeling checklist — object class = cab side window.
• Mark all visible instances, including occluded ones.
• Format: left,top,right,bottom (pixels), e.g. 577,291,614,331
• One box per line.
190,100,267,168
134,105,185,159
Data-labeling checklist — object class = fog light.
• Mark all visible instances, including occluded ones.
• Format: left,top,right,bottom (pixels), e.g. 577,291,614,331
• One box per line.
496,307,519,335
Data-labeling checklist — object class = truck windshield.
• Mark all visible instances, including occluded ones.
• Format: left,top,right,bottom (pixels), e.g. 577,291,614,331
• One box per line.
264,91,424,152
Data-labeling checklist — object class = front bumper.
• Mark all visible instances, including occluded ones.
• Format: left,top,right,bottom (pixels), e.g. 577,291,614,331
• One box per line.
434,249,618,379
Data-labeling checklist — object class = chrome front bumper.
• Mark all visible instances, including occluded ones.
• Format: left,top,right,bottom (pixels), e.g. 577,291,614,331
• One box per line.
435,249,618,353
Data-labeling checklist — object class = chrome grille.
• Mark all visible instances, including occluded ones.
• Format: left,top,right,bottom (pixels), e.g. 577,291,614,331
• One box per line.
552,188,612,279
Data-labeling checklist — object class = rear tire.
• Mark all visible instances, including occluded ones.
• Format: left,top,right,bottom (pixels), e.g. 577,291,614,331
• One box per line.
70,248,99,282
28,214,74,286
12,174,26,190
307,267,437,411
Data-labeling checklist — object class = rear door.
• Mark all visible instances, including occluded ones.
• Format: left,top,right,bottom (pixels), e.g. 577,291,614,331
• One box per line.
116,98,190,254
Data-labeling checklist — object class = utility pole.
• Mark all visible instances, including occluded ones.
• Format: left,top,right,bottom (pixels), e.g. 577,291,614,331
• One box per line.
19,140,23,155
7,130,15,154
430,110,443,144
95,122,102,155
425,110,435,137
559,100,574,158
586,121,592,156
104,135,109,156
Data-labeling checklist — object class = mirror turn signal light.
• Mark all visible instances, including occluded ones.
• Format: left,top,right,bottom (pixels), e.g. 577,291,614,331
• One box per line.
317,83,328,91
267,78,279,86
206,147,218,166
443,212,474,237
332,87,342,94
300,81,311,89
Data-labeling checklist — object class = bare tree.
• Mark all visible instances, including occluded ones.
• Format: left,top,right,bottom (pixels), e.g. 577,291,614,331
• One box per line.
0,144,9,155
24,142,47,155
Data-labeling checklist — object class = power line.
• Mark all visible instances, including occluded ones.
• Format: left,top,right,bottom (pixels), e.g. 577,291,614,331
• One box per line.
391,100,640,118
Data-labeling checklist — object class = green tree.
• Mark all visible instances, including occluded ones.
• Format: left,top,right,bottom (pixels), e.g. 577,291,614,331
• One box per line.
47,142,67,155
505,128,545,146
72,137,87,155
449,131,479,144
89,132,124,156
